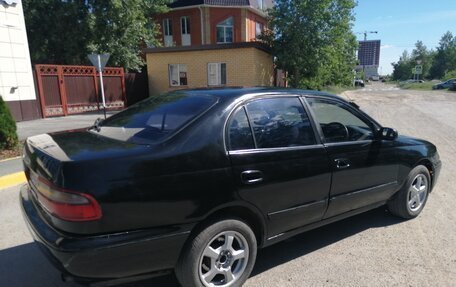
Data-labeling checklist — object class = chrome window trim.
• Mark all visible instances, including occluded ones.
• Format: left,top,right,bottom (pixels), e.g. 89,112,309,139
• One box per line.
228,144,325,156
225,94,321,155
323,140,373,147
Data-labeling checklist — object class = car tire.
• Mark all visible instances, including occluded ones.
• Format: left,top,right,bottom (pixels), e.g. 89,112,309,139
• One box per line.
176,219,257,287
387,165,431,219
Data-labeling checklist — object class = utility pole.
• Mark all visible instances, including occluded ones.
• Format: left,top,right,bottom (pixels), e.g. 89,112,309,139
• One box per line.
357,31,378,82
88,53,110,119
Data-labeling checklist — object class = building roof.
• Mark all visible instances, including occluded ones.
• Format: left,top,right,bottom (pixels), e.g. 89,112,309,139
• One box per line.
143,42,271,54
169,0,274,10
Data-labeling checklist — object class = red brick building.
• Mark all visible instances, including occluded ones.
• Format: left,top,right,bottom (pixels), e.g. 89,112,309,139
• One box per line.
146,0,276,95
154,0,273,47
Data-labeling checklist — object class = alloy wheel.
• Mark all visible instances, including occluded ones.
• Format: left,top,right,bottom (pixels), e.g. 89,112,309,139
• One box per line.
199,231,249,287
408,174,428,212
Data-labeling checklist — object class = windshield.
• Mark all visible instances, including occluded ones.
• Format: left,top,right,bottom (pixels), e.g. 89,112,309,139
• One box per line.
93,92,217,144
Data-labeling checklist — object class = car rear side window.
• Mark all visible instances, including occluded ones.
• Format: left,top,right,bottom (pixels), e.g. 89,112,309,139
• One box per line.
95,93,216,144
229,107,255,150
245,98,316,148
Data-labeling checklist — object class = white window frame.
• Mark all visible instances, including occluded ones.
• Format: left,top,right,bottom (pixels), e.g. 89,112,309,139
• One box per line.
216,17,234,43
163,18,172,36
181,16,190,35
180,16,191,46
258,0,264,10
255,22,263,38
169,64,188,87
208,63,227,86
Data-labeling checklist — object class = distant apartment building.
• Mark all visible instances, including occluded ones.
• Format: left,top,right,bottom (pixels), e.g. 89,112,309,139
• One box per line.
0,0,40,121
146,0,275,96
356,40,381,78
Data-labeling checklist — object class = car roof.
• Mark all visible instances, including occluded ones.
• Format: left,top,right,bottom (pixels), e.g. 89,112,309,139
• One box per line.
176,87,347,103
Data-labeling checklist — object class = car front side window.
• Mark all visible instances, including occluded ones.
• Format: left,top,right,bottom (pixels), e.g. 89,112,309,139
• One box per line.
307,98,374,143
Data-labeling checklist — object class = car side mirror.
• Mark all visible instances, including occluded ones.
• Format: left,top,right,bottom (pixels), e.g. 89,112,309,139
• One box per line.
378,127,398,140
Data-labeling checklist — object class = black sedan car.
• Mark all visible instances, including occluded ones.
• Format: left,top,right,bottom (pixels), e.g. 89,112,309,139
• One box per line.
21,88,441,287
432,78,456,90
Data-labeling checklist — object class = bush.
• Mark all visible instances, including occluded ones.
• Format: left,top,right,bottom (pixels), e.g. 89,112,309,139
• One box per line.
444,70,456,80
0,95,18,150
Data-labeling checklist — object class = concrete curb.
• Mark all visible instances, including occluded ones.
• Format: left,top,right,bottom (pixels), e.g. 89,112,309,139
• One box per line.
0,156,21,163
0,171,26,190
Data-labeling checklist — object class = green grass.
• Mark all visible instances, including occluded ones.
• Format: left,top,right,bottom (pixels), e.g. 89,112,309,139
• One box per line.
398,82,435,91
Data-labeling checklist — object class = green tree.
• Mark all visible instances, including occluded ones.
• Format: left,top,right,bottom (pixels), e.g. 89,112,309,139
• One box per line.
23,0,169,71
23,0,91,65
411,41,434,79
429,31,456,79
0,96,18,150
263,0,358,89
392,41,435,81
391,50,413,81
444,70,456,80
87,0,169,71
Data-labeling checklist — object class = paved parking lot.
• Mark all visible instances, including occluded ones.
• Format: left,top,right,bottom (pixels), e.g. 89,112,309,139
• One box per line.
1,83,455,286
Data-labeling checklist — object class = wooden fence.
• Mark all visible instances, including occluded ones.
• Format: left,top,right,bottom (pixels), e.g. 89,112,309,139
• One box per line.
35,64,127,118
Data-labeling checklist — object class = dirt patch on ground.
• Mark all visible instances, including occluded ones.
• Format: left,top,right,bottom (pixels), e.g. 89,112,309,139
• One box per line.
0,143,22,161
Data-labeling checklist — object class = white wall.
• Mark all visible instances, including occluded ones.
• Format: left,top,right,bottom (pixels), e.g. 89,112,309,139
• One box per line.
0,0,36,102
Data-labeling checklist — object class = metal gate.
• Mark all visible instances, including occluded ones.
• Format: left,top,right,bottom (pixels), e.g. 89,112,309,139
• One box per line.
35,64,126,118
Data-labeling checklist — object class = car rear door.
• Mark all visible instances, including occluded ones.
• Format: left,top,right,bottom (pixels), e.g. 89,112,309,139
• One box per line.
305,97,399,218
227,96,331,238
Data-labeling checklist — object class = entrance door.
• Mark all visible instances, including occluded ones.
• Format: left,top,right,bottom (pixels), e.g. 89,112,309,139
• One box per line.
163,18,173,47
181,16,191,46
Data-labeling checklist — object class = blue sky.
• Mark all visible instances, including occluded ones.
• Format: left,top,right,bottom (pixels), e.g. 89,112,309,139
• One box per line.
353,0,456,75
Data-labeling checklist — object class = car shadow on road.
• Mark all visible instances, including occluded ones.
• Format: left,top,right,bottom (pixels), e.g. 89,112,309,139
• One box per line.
0,242,78,287
250,207,404,277
0,207,404,287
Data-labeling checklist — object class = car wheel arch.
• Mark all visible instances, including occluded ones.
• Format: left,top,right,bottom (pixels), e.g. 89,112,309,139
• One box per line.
190,202,267,248
415,159,435,191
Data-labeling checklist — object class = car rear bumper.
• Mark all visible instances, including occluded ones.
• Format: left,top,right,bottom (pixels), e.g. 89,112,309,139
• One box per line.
20,184,191,280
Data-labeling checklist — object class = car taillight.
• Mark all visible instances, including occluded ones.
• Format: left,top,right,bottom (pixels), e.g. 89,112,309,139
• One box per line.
29,172,102,221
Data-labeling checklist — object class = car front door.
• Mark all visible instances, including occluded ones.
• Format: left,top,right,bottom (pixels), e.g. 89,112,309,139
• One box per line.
227,96,331,238
306,97,398,218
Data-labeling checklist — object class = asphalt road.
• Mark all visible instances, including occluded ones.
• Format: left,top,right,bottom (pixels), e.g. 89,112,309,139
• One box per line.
1,83,455,286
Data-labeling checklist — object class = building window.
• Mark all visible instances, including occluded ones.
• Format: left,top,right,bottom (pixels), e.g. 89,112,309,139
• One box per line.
181,16,190,34
208,63,227,86
216,17,233,43
258,0,264,10
163,18,173,47
255,22,263,38
181,16,191,46
163,18,173,36
169,64,187,86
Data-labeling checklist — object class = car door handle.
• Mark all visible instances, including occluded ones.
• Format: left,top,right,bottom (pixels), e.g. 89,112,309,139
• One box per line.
335,158,350,169
241,170,263,184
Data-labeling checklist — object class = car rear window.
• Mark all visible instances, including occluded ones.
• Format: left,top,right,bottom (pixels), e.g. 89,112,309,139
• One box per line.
94,93,217,144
